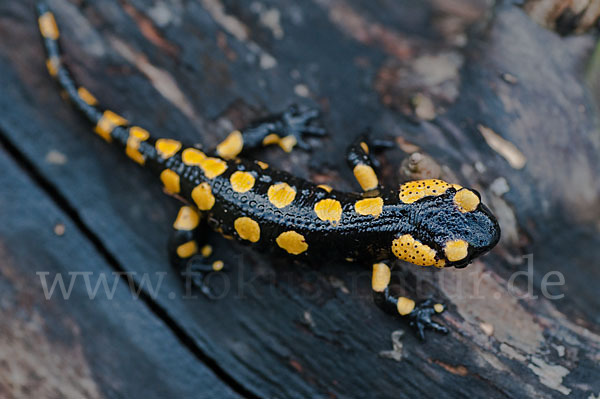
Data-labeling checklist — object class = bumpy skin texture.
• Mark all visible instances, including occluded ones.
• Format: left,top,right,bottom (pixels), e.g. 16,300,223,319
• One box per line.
37,3,500,338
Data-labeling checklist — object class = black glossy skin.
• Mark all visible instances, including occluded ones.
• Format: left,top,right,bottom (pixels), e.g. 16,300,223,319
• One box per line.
176,157,402,262
168,156,499,265
37,2,501,338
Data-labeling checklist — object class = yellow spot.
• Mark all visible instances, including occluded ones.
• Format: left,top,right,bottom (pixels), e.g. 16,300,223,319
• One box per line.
126,126,150,165
392,234,445,267
276,231,308,255
317,184,332,193
444,239,469,262
434,303,444,313
160,169,180,193
182,148,206,165
399,179,453,204
199,157,227,179
263,133,280,146
46,57,60,77
217,130,244,159
234,217,261,243
314,199,343,224
360,141,369,154
355,197,383,217
353,164,378,191
212,260,224,271
256,161,269,169
230,171,255,193
176,241,197,258
397,297,415,316
77,87,97,105
94,110,128,142
191,182,215,210
129,127,149,140
155,138,181,159
38,12,59,40
267,183,296,208
201,245,213,258
279,135,297,152
371,263,391,292
454,189,480,213
173,206,200,231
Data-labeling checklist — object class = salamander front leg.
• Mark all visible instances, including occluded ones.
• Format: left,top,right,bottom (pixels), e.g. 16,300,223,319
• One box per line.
346,134,393,192
169,206,224,299
371,263,448,340
215,105,325,159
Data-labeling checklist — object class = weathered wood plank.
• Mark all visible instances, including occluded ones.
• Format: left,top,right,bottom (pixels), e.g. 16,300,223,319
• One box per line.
0,146,239,399
0,0,598,398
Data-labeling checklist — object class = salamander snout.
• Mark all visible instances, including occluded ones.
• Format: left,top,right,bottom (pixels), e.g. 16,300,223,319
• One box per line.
444,201,501,268
427,187,501,268
393,180,501,268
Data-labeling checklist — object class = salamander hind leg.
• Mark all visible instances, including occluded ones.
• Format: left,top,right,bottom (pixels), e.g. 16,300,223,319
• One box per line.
169,206,225,299
371,263,448,340
215,105,325,159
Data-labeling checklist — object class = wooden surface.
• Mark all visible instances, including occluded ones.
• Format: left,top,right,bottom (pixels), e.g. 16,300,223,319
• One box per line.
0,0,599,398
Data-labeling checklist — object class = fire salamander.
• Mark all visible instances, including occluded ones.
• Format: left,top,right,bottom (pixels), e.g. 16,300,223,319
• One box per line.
37,3,500,339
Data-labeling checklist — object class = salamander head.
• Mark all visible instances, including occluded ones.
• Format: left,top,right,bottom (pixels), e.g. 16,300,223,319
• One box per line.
392,179,500,268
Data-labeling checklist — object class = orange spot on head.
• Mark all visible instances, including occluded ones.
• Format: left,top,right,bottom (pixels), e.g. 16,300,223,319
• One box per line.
444,239,469,262
454,189,480,213
398,179,454,203
392,234,445,267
